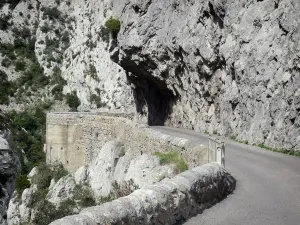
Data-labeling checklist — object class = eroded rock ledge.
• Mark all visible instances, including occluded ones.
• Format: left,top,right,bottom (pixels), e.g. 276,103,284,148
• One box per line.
111,0,300,150
50,163,236,225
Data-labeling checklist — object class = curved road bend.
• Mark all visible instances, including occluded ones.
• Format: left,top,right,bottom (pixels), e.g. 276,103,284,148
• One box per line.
151,126,300,225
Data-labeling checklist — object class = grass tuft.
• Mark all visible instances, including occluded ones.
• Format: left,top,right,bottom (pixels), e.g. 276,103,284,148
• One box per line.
154,151,188,172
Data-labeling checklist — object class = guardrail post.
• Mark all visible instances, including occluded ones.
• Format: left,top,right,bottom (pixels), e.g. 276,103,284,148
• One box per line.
207,136,225,167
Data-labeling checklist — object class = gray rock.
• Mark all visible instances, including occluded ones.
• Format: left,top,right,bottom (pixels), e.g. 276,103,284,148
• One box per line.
0,129,19,224
111,0,300,150
49,163,236,225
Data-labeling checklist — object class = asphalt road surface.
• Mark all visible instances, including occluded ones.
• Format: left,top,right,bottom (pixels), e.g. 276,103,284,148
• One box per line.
151,126,300,225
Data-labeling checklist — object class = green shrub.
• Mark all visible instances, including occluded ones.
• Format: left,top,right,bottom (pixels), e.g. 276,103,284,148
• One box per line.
32,200,57,225
52,164,68,182
31,163,53,190
0,70,11,105
66,91,80,110
0,16,10,30
12,27,31,41
42,7,61,20
153,150,188,172
15,60,26,72
1,57,11,68
90,94,101,108
15,174,30,195
41,23,51,33
61,31,70,46
73,185,96,208
104,17,121,38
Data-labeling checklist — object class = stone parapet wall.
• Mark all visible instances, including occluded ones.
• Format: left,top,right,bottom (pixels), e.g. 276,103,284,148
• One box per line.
46,113,207,172
49,163,236,225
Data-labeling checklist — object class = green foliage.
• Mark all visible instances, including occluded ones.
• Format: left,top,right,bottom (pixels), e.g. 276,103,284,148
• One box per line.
0,70,11,105
73,185,96,208
89,64,98,81
257,143,300,157
31,163,53,190
0,42,17,61
40,23,51,33
105,17,121,38
98,26,110,44
15,60,26,72
0,16,10,30
45,36,60,49
230,135,237,140
90,94,102,108
32,200,57,225
7,103,52,175
0,0,21,10
15,175,30,195
66,91,80,110
42,7,61,21
61,31,70,46
12,27,31,41
52,164,68,182
1,57,11,67
50,66,67,100
154,150,188,172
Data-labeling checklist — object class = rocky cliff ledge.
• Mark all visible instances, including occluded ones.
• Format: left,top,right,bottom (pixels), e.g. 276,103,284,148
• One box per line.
0,114,19,225
111,0,300,150
0,0,299,149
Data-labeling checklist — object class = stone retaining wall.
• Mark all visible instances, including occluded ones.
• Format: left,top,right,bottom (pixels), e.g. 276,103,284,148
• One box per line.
49,163,236,225
46,113,207,172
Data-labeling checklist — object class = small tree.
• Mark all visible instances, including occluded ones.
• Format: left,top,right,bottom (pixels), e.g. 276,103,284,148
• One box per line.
66,91,80,110
105,17,121,38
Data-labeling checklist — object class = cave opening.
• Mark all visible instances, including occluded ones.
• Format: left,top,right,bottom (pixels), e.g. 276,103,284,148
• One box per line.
127,73,177,126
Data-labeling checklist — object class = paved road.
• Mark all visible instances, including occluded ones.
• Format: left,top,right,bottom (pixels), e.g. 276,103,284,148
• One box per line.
151,126,300,225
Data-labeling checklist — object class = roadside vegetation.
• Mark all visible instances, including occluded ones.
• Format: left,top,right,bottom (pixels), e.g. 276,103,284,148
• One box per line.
154,149,188,172
229,135,300,157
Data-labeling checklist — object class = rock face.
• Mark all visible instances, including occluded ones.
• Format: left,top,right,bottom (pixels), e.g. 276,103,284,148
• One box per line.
111,0,300,150
7,140,178,224
0,128,19,225
87,140,178,198
1,1,299,148
49,163,236,225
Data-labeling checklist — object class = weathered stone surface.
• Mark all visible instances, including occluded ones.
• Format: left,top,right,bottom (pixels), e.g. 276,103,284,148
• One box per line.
110,0,300,150
0,129,19,225
49,163,236,225
87,140,125,198
46,113,208,172
47,175,76,205
7,185,38,225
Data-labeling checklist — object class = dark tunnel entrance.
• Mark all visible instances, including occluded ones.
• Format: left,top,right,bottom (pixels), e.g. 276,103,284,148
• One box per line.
127,73,177,126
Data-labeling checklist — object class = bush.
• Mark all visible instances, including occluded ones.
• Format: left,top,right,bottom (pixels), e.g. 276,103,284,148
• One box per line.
0,70,11,105
61,31,70,46
153,150,188,172
66,91,80,110
90,94,102,108
40,23,51,33
42,7,61,20
15,175,30,195
52,164,68,182
0,16,10,30
32,200,57,225
1,57,11,68
73,185,96,208
31,163,53,190
105,17,121,38
15,60,26,72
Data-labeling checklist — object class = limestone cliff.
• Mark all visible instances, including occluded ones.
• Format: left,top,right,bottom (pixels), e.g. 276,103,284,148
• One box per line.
0,114,19,225
111,0,300,150
0,0,299,149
